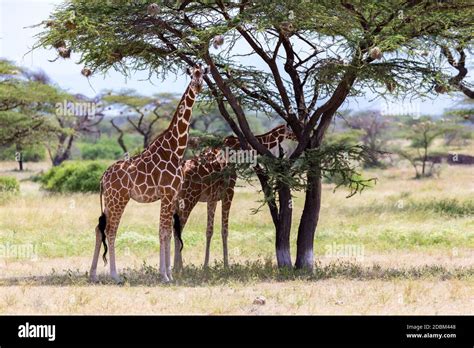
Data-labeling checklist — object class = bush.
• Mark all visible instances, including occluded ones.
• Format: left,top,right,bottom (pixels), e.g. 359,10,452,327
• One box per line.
40,161,109,193
79,137,123,160
0,145,46,162
0,176,20,193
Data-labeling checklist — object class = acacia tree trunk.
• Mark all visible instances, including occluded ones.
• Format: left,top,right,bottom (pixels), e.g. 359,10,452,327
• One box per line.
16,144,23,171
255,171,292,268
111,119,128,154
295,170,321,270
52,134,74,166
422,140,428,177
275,183,292,268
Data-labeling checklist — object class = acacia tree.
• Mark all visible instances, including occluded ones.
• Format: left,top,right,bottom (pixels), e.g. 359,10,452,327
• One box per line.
343,110,389,167
49,93,106,166
1,60,106,167
36,0,474,270
395,117,448,178
190,103,231,134
104,91,177,150
0,60,62,170
439,44,474,99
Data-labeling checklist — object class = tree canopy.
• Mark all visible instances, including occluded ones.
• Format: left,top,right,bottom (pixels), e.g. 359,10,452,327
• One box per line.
0,60,65,148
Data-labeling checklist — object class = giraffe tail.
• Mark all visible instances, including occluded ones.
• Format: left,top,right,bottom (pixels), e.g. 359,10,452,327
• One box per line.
97,182,108,265
98,213,108,265
173,213,184,252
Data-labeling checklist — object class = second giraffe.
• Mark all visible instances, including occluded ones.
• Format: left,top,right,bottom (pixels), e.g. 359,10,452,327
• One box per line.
173,125,297,270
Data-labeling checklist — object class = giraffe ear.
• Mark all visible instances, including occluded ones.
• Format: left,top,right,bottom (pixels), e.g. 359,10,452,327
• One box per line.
203,66,210,75
186,67,192,75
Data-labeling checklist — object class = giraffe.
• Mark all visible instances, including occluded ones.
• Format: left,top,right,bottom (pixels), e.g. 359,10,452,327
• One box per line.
173,124,297,270
89,65,208,283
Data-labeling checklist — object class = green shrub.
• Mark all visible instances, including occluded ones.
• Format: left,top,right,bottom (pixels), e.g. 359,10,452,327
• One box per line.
40,161,109,193
0,176,20,193
412,199,474,217
0,145,46,162
79,137,123,160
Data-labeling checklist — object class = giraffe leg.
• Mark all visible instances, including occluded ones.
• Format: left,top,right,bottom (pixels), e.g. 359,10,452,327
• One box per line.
204,200,217,268
221,186,235,268
89,225,102,282
106,206,127,284
165,232,173,281
159,195,174,283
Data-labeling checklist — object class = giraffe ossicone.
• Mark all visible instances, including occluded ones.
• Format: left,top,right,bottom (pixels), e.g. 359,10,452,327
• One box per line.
89,65,209,284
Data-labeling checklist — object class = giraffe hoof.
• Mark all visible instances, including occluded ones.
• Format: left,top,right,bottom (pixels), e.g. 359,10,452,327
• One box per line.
161,275,170,284
89,275,99,283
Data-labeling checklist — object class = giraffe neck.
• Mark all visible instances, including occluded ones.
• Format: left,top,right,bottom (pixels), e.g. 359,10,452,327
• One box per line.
224,126,286,151
147,84,196,160
256,127,286,150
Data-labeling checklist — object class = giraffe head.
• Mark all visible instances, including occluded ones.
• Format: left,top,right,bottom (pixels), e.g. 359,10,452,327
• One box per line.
283,124,297,141
186,65,209,94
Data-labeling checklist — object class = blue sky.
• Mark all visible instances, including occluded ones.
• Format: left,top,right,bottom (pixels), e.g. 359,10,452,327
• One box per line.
0,0,470,116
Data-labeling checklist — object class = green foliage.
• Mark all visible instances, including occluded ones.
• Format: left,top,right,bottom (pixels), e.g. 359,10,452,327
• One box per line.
303,145,378,197
35,1,474,101
245,143,378,214
0,145,46,162
325,129,363,147
0,60,69,148
0,60,22,75
324,172,375,190
78,137,123,160
415,199,474,218
350,198,473,218
40,161,108,193
393,116,450,178
0,176,20,193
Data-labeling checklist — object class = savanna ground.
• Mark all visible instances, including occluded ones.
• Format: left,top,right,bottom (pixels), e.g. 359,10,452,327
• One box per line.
0,156,473,314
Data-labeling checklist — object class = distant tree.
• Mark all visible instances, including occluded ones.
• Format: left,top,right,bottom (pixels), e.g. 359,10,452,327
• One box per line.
395,117,449,178
0,60,106,168
104,91,177,150
48,93,105,166
190,102,230,134
343,111,389,167
441,104,473,146
0,60,62,170
444,97,473,125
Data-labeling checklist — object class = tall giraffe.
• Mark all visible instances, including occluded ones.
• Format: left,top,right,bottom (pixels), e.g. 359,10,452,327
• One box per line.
90,65,208,283
173,125,296,270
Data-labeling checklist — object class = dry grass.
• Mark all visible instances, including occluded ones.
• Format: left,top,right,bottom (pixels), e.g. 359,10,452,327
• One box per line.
0,161,473,314
0,277,472,315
